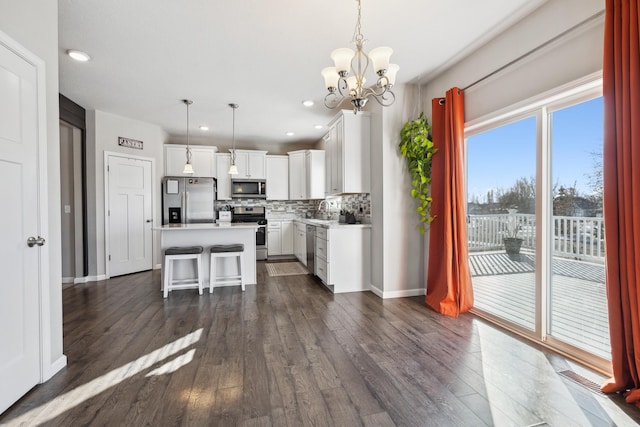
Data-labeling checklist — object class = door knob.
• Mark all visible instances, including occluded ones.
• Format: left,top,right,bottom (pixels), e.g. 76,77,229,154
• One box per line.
27,236,46,247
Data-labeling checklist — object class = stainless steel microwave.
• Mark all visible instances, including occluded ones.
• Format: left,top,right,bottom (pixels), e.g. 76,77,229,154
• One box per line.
231,179,267,198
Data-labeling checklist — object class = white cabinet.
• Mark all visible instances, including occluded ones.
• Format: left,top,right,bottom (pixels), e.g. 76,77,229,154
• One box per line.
267,219,294,256
288,149,325,200
306,150,325,199
288,151,306,200
165,144,217,177
281,220,294,255
325,110,370,195
215,153,231,200
267,222,282,256
314,225,371,294
231,149,267,179
294,222,307,265
266,155,289,200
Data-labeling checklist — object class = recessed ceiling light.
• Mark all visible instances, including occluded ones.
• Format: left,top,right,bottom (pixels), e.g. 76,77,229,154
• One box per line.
302,100,314,107
66,49,91,62
285,132,295,136
199,125,209,131
314,124,324,129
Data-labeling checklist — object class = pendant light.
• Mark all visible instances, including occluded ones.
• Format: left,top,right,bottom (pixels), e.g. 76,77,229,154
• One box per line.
182,99,194,174
228,103,239,175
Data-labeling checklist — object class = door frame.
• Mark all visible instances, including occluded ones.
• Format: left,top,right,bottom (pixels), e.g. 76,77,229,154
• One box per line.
465,72,609,374
103,151,156,279
0,29,62,386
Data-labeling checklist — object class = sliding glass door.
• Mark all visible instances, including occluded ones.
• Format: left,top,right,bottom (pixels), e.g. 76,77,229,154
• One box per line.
466,116,537,331
547,96,609,360
465,80,609,369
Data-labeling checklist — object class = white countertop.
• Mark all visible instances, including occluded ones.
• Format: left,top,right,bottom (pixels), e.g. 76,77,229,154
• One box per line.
153,223,260,231
293,218,372,229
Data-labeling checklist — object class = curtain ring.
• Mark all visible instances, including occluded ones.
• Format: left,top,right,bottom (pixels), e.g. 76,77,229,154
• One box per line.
439,99,445,105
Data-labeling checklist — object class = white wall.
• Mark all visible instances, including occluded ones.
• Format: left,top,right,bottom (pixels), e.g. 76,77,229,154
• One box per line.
369,84,427,298
422,0,605,122
0,0,65,378
86,110,168,277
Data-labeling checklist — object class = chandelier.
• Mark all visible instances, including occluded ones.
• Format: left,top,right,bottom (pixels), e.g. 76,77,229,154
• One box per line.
321,0,399,113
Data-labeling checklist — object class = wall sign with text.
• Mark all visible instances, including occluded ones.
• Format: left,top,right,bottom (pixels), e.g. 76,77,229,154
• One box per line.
118,137,143,150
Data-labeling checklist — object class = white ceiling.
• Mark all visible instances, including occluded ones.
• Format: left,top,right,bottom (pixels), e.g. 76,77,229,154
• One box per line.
58,0,544,148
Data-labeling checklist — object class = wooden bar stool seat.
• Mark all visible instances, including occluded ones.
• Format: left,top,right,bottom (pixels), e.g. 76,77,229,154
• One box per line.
209,244,245,292
163,246,204,298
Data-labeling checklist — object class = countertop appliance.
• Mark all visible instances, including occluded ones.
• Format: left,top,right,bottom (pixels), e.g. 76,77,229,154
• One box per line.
306,225,315,275
231,179,266,198
162,176,217,224
231,206,268,260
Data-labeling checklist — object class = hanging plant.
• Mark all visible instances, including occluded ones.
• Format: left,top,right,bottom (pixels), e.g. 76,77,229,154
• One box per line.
399,113,436,233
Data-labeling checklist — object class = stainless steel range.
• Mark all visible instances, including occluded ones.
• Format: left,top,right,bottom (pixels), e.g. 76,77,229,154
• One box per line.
231,206,267,260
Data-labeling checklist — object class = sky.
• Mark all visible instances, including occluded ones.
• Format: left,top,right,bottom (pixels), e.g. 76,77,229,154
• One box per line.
466,96,603,203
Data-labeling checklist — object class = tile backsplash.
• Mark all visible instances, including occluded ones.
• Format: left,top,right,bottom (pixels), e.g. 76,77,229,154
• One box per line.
218,193,371,221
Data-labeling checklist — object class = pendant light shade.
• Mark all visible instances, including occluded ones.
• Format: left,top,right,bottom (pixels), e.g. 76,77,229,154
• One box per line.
182,99,194,174
228,103,239,175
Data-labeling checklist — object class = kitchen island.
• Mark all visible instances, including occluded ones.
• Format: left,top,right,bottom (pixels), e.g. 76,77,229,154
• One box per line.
154,223,259,290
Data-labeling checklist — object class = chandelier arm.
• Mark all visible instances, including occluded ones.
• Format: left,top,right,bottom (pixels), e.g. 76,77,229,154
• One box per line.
324,91,344,109
366,89,396,107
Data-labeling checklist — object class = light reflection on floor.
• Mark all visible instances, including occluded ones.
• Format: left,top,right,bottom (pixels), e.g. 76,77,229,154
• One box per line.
7,329,203,425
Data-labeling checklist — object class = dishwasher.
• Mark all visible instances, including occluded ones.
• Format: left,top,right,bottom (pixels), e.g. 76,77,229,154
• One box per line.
306,225,315,275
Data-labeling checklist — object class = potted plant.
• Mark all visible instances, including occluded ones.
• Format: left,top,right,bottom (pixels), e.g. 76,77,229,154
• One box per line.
503,208,523,255
399,113,437,234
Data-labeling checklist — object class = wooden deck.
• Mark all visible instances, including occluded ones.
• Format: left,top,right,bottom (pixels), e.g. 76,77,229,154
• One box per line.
469,251,610,359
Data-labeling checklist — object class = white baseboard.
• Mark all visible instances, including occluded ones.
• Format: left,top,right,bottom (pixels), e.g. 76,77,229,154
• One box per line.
370,286,426,299
41,354,67,382
73,274,107,284
62,277,75,284
154,263,162,270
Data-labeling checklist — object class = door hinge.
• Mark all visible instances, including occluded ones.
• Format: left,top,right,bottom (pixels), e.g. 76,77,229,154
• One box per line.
108,254,111,261
108,209,110,216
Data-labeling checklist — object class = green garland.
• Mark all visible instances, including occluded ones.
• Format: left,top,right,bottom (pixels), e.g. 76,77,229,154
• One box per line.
399,113,436,233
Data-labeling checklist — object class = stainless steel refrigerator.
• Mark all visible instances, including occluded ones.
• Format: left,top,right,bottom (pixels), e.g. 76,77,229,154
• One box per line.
162,177,217,224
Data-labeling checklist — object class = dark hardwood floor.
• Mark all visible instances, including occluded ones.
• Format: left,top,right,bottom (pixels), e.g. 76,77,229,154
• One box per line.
2,262,640,426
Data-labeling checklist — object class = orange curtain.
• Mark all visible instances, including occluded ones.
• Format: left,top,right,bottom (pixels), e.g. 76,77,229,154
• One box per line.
601,0,640,405
425,88,474,317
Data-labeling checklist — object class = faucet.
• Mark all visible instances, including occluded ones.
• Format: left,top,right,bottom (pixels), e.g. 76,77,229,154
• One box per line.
317,200,329,219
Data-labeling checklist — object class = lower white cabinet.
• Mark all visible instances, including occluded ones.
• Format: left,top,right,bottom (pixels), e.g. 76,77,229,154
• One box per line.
314,225,370,293
294,222,307,265
267,219,294,256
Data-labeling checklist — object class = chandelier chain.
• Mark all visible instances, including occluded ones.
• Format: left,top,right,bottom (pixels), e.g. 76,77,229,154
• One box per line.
352,0,364,43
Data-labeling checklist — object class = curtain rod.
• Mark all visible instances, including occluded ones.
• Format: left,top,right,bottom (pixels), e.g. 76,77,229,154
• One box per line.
462,10,605,92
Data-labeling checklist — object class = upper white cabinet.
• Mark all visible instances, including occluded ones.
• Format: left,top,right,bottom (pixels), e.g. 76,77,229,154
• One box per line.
306,150,325,199
325,110,370,195
288,151,306,200
215,153,231,200
266,155,289,200
165,144,217,177
231,149,267,179
288,149,325,200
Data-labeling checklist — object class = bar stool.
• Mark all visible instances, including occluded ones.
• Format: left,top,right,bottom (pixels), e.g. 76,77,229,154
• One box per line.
163,246,204,298
209,244,245,292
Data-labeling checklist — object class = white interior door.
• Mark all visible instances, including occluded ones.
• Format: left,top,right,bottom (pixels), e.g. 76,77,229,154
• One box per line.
0,40,41,414
108,155,153,276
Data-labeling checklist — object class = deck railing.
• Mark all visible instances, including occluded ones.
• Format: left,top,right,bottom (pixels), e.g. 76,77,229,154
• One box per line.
467,213,605,262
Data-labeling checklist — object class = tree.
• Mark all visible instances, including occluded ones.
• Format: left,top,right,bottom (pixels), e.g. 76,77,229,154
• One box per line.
497,177,536,214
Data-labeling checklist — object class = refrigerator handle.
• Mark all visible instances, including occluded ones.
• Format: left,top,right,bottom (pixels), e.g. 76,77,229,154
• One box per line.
183,191,188,224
